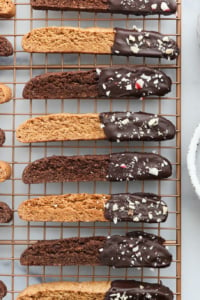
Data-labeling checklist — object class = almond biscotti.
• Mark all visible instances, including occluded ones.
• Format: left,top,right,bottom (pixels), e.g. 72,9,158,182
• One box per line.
0,36,13,56
0,84,12,104
22,152,172,184
20,231,172,268
18,192,168,223
31,0,177,16
22,67,172,99
0,0,15,18
16,280,174,300
16,112,176,143
22,27,179,60
0,161,11,182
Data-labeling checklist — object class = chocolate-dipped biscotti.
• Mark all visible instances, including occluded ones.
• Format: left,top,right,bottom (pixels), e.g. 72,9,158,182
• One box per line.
22,27,179,60
16,111,176,143
0,129,5,146
22,152,172,184
0,202,13,223
20,231,172,268
22,67,172,99
18,192,168,223
0,36,13,56
17,280,174,300
31,0,177,16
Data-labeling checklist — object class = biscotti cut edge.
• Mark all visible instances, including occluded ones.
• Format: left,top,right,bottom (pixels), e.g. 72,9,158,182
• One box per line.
0,84,12,104
17,281,110,300
22,27,115,53
0,161,11,182
0,0,15,18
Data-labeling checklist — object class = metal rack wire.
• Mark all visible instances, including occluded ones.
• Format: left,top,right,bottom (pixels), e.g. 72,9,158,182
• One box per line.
0,1,181,299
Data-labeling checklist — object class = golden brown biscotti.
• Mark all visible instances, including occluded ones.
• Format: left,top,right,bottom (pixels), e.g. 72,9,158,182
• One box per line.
0,84,12,104
18,192,168,223
16,112,176,143
22,26,179,60
0,0,15,18
16,280,174,300
0,161,11,182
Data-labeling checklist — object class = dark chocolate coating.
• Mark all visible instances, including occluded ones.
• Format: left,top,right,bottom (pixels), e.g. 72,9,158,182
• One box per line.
99,231,172,268
99,111,175,141
98,68,172,98
0,202,13,223
0,129,5,146
104,193,168,223
109,0,177,15
0,36,13,56
105,279,174,300
0,281,7,299
112,28,179,60
107,152,172,181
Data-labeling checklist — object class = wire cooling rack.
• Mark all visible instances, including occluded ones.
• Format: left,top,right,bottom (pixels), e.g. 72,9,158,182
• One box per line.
0,1,181,299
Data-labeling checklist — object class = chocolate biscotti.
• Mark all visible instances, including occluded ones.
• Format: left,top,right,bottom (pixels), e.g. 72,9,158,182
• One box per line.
16,280,174,300
0,36,13,56
20,231,172,268
0,202,13,223
22,152,172,184
18,192,168,223
0,129,5,146
22,27,179,60
22,67,172,99
0,281,7,299
16,111,176,143
0,84,12,104
31,0,177,16
0,0,15,18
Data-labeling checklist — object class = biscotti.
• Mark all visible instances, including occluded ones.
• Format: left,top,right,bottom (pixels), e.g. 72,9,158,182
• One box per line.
0,129,5,146
31,0,177,16
20,231,172,268
0,84,12,104
18,192,168,223
0,0,15,18
16,280,174,300
22,152,172,184
22,67,172,99
0,161,11,182
0,36,13,56
16,111,176,143
0,202,13,223
22,27,179,60
0,281,7,299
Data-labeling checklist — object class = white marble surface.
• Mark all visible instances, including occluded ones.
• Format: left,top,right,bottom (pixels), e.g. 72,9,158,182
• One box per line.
182,1,200,299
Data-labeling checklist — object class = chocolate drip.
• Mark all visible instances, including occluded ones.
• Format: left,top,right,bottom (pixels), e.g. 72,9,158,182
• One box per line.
112,28,179,59
99,111,175,141
107,152,172,181
104,193,168,223
98,68,172,98
99,231,172,268
105,279,174,300
109,0,177,15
